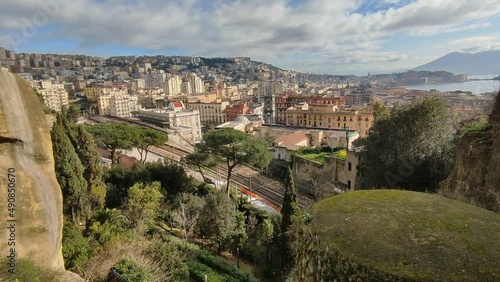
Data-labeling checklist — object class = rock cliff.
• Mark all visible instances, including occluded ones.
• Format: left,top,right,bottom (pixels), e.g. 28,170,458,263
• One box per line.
440,92,500,213
0,69,82,280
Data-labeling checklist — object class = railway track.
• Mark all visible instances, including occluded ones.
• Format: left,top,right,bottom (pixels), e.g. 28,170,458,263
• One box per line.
160,144,307,209
88,116,307,209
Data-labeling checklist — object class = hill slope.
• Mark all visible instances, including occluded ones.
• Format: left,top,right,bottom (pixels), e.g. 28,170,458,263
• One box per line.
292,190,500,282
414,50,500,75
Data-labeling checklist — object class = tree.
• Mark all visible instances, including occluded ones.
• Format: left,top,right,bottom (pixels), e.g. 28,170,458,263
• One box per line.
51,116,88,222
373,101,389,121
134,127,168,163
198,129,271,195
358,97,458,192
75,126,106,229
199,190,238,253
233,210,248,269
89,208,129,245
257,217,274,264
87,123,138,163
64,104,81,123
125,182,164,229
171,193,205,240
182,151,220,187
280,167,299,269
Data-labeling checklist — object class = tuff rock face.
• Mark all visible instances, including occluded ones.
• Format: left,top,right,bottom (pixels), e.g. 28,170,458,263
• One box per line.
0,69,82,280
440,92,500,213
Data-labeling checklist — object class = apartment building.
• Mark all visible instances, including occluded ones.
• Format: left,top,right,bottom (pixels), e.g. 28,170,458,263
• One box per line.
258,81,283,102
135,102,202,143
285,102,374,137
144,72,165,89
187,101,229,127
106,95,140,118
275,95,346,124
189,73,205,94
164,75,182,95
35,80,69,112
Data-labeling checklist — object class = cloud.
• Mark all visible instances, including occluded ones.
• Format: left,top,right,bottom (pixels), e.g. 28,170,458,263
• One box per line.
0,0,499,74
451,36,500,53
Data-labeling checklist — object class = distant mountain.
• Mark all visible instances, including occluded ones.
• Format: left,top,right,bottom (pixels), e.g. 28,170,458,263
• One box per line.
414,50,500,75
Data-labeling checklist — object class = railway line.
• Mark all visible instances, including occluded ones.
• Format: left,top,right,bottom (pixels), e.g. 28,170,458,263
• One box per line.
87,115,307,209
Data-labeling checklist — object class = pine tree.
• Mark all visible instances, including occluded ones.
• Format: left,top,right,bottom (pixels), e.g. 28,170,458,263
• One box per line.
51,118,88,223
280,167,299,269
75,126,107,228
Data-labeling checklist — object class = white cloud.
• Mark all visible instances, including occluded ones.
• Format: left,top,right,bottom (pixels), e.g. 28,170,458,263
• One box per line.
0,0,499,74
450,36,500,52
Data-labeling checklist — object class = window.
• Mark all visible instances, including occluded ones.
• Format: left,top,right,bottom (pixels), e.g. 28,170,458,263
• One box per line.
348,162,352,171
348,180,351,190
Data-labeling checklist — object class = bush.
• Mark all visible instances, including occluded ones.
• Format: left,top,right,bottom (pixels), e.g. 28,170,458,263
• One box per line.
144,241,189,282
187,260,236,282
194,249,259,282
62,223,90,271
111,258,154,282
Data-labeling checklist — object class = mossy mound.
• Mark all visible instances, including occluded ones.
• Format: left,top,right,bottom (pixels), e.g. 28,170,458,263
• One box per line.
306,190,500,281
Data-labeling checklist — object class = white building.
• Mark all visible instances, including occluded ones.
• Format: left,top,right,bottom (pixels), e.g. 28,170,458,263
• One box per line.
35,80,69,112
135,102,202,143
164,75,182,95
189,73,205,94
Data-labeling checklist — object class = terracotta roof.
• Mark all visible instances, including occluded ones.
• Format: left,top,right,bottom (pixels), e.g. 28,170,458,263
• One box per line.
97,148,137,168
172,101,183,108
273,131,308,150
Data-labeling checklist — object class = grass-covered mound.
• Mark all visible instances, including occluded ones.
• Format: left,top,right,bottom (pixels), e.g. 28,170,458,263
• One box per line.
291,190,500,282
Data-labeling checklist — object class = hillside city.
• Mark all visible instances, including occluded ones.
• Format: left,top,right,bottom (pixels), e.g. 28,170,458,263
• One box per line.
0,43,499,282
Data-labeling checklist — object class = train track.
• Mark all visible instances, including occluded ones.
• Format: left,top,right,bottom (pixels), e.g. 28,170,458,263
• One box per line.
160,144,307,209
88,116,307,209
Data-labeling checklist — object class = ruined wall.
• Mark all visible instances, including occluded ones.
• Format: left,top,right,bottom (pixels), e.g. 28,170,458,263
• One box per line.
293,155,346,199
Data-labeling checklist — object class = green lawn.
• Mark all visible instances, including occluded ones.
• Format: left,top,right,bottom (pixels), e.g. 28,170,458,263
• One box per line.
297,150,346,163
310,190,500,281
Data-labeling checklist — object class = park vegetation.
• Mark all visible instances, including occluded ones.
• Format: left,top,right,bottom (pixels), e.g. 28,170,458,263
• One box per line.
49,116,297,281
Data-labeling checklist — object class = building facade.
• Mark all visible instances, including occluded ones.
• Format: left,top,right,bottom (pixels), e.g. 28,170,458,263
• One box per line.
285,103,374,137
186,101,229,128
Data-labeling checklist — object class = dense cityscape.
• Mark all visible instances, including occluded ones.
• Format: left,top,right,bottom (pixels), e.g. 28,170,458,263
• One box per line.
1,1,499,281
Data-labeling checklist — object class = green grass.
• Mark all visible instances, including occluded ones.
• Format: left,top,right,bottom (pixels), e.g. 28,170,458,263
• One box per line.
311,190,500,281
463,123,493,133
0,259,64,282
297,150,346,163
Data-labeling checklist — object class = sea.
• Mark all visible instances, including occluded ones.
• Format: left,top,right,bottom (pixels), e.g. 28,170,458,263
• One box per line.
405,75,499,94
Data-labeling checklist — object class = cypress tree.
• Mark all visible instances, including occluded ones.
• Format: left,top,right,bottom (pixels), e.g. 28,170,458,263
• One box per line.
51,118,88,223
280,167,299,269
76,126,107,228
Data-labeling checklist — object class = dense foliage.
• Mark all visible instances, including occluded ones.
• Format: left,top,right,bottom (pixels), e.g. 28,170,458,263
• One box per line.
195,128,271,195
358,97,458,192
51,114,88,222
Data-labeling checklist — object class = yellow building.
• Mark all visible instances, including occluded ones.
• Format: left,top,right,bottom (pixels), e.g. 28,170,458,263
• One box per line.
285,103,374,137
85,87,101,102
186,101,229,128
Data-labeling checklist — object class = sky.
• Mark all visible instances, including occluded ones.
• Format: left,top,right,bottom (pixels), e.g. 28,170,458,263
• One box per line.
0,0,500,75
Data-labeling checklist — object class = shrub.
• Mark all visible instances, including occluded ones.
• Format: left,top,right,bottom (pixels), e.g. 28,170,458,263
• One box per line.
144,241,189,282
62,223,90,271
194,249,259,282
111,258,154,282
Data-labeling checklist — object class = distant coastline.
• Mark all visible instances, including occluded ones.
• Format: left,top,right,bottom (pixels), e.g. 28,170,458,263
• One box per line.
404,79,499,94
